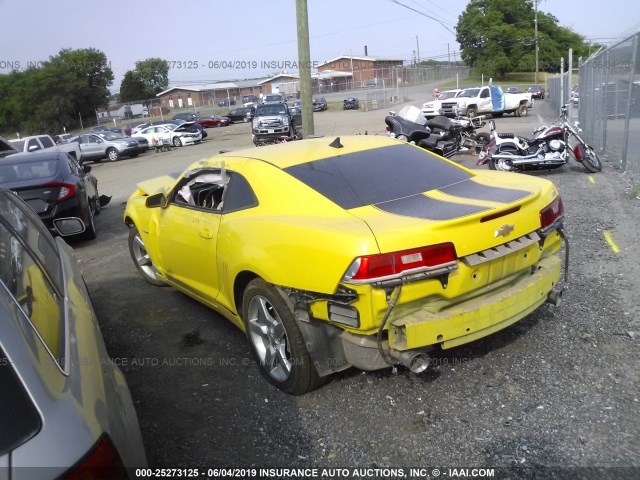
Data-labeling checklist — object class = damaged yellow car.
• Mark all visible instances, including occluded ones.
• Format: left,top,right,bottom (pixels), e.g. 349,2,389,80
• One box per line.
124,136,566,394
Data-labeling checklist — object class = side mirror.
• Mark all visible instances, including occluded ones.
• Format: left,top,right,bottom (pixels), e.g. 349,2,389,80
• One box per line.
28,145,39,152
53,217,85,236
145,192,168,208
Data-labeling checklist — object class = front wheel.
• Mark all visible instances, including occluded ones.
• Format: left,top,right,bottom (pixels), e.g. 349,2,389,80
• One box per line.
466,107,477,118
128,226,166,286
581,146,602,173
242,278,325,395
172,136,182,147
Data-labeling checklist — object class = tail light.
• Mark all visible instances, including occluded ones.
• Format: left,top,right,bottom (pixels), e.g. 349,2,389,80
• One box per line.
62,435,127,480
343,243,457,284
45,182,76,202
539,196,564,232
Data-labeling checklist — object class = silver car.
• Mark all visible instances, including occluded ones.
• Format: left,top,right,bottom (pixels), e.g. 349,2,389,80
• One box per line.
0,188,146,479
71,133,141,163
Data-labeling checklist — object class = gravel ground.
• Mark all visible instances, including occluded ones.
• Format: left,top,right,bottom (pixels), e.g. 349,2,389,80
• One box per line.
72,97,640,479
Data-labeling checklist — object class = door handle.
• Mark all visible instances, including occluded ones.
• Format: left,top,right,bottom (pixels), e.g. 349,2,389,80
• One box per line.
199,228,213,239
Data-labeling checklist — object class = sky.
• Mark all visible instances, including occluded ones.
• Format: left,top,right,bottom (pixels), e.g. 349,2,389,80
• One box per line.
1,0,638,92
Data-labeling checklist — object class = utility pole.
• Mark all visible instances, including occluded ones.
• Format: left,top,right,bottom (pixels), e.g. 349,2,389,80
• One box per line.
534,0,539,84
296,0,314,136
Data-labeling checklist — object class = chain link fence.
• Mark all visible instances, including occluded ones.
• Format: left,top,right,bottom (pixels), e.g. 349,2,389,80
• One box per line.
549,31,640,177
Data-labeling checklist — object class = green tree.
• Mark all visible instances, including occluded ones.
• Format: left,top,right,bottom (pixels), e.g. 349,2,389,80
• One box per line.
456,0,592,78
0,48,113,136
119,70,146,102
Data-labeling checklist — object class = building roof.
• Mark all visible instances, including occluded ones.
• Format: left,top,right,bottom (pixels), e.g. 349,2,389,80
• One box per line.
156,78,270,96
317,56,405,68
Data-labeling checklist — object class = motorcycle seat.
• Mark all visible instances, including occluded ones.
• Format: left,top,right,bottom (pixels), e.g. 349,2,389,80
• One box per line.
426,115,453,131
497,133,515,139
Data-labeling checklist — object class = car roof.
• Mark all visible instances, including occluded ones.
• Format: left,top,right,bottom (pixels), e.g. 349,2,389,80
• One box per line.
215,135,448,170
2,150,66,162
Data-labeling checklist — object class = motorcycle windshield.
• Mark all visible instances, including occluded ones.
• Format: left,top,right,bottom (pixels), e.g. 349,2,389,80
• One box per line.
397,106,428,125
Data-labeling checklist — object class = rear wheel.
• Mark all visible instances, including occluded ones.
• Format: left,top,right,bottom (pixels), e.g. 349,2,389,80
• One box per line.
474,132,491,148
489,145,518,171
242,278,325,395
516,104,528,117
128,226,166,286
466,107,477,118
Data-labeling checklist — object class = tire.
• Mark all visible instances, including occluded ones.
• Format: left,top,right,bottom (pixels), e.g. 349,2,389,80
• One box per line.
242,278,324,395
106,148,119,162
128,225,166,286
93,187,101,216
173,136,182,147
466,107,477,118
474,132,491,148
243,117,249,123
516,104,528,117
489,145,518,171
83,204,97,240
581,146,602,173
130,152,139,158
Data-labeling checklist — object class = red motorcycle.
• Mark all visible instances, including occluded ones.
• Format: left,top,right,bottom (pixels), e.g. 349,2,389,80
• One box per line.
476,104,602,173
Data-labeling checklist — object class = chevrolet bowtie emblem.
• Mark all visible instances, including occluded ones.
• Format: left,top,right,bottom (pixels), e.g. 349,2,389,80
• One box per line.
495,224,515,237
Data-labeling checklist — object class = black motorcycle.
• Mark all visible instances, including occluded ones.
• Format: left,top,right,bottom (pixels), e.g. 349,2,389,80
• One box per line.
385,106,485,158
343,97,359,110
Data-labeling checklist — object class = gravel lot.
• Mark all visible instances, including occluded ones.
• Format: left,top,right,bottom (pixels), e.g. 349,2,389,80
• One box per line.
72,97,640,479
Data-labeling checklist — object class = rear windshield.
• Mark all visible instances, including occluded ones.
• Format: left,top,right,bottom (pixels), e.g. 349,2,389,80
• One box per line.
284,143,472,210
0,159,59,182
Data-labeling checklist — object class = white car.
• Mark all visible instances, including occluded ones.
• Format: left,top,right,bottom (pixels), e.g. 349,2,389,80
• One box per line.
422,89,462,118
137,123,202,147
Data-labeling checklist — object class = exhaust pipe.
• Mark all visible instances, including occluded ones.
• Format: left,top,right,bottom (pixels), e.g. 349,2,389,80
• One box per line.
389,350,430,373
546,288,563,307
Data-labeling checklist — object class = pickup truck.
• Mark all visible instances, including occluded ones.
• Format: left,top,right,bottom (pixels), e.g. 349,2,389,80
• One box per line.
251,102,295,145
9,134,82,162
422,89,462,118
439,86,533,118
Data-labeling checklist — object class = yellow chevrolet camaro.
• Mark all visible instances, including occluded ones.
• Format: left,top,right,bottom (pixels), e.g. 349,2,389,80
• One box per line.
124,136,566,394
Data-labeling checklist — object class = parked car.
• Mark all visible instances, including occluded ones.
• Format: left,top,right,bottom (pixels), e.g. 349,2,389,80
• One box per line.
0,188,147,478
528,85,545,99
217,98,236,107
262,93,286,104
9,135,82,163
123,136,566,395
505,86,523,94
343,97,359,110
197,115,231,128
109,125,133,136
173,112,199,122
137,123,202,147
226,107,252,123
0,151,102,239
98,132,149,154
312,97,328,111
69,132,140,162
242,94,259,106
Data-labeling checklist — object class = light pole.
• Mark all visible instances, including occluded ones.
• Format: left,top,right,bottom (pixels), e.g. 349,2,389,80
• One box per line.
411,35,420,66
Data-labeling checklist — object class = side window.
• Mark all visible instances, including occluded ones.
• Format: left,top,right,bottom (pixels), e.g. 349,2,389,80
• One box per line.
222,174,258,213
26,139,41,152
480,89,490,99
0,220,63,365
172,170,230,211
39,136,55,148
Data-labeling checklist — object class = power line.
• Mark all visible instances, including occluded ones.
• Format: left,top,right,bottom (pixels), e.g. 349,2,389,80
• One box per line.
389,0,456,34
